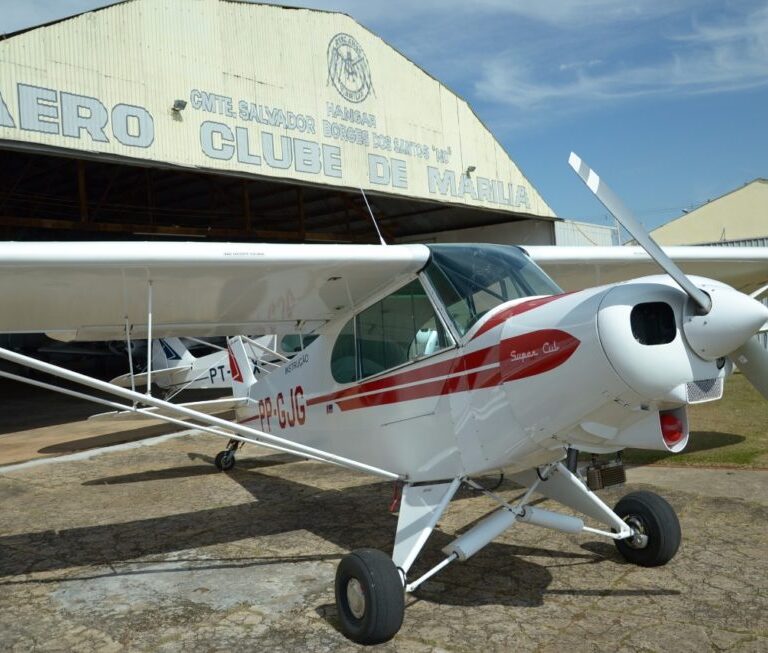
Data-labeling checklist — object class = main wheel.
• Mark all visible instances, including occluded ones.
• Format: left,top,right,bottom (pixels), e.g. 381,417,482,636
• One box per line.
214,449,235,471
614,491,681,567
334,548,404,644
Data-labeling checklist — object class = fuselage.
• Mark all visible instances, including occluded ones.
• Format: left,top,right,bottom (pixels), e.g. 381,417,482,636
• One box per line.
230,244,736,482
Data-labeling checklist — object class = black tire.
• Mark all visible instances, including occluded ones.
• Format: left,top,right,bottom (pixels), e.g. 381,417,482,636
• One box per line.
214,450,235,471
334,548,404,644
614,491,681,567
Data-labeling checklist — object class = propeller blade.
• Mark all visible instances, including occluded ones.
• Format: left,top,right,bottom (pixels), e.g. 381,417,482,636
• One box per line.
732,336,768,400
568,152,712,314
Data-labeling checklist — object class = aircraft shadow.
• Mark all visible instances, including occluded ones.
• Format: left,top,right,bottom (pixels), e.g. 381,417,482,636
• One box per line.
0,462,679,611
37,425,177,455
81,453,296,485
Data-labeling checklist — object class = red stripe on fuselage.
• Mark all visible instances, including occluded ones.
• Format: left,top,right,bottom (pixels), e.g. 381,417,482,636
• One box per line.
335,366,502,412
306,329,579,413
470,293,572,340
307,344,498,407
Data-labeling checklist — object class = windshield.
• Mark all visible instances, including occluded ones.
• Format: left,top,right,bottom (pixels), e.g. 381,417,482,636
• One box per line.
424,244,562,336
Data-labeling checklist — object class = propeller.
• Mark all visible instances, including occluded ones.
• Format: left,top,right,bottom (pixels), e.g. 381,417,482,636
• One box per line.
568,153,711,314
568,152,768,399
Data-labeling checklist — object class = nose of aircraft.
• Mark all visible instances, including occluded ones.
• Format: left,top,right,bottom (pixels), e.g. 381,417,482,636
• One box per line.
683,284,768,361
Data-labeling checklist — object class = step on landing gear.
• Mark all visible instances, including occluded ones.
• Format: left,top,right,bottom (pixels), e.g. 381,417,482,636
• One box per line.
214,439,239,471
334,548,405,645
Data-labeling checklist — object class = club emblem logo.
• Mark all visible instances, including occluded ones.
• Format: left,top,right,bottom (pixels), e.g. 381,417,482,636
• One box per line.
327,33,373,103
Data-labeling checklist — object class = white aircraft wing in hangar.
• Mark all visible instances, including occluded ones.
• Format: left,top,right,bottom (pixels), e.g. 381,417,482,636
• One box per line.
0,242,429,341
525,245,768,295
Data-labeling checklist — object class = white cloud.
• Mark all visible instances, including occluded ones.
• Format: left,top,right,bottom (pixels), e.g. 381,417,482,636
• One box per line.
250,0,700,29
474,3,768,112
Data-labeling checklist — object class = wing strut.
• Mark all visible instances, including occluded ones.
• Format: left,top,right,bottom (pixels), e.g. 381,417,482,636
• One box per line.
0,346,403,481
146,280,153,394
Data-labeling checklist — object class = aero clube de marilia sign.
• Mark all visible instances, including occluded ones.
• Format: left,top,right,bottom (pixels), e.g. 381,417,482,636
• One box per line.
0,28,538,214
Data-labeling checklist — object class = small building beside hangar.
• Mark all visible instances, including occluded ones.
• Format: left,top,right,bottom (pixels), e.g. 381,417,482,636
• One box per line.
0,0,564,245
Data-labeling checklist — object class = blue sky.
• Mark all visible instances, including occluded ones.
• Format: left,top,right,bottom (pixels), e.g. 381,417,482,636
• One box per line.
2,0,766,230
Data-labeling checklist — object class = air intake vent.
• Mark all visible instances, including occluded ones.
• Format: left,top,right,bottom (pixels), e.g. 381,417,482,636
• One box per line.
686,378,723,403
630,302,676,345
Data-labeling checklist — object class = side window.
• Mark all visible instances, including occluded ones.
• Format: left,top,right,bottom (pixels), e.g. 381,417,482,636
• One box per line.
280,333,318,354
331,318,358,384
330,279,453,384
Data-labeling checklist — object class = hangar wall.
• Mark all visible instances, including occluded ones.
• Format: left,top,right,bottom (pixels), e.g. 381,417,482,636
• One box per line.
0,0,555,221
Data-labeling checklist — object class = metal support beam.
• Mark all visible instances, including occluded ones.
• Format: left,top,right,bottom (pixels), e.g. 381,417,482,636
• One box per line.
242,179,252,233
145,168,154,224
76,159,88,222
297,187,306,241
146,280,153,395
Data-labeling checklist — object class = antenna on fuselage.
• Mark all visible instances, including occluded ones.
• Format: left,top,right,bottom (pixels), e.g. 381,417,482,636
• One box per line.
360,187,387,246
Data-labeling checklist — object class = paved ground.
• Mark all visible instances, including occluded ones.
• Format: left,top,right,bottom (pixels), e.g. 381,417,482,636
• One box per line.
1,432,766,652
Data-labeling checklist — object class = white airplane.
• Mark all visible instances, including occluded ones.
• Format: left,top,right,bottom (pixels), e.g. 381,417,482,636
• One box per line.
0,154,767,644
109,336,280,397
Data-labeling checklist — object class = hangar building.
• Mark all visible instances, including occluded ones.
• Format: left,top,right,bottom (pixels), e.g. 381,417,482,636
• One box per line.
651,179,768,247
0,0,563,246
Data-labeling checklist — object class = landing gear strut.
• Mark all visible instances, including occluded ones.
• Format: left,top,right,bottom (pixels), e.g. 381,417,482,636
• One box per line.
214,439,239,471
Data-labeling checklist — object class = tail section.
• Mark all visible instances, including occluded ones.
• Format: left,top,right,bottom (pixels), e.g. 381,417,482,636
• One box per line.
227,336,258,399
152,337,194,370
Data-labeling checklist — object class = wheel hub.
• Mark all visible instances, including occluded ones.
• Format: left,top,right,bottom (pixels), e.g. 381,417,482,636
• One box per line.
346,578,366,619
624,515,649,549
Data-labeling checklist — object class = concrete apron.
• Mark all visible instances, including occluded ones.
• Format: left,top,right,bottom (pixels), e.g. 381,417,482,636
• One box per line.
0,433,766,652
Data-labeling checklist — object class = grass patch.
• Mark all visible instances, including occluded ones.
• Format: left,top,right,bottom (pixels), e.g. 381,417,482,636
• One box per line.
620,373,768,469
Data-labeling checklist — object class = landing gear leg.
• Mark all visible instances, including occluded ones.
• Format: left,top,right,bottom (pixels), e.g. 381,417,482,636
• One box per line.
565,446,579,473
214,439,239,471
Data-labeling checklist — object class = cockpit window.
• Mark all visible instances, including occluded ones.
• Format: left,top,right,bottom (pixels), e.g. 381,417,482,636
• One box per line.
424,244,562,336
331,278,454,384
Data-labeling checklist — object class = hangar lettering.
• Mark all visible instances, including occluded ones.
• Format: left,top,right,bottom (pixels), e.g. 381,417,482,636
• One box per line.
322,120,369,146
325,102,376,128
189,89,236,117
0,79,539,214
238,101,316,134
0,83,154,148
427,166,531,209
200,120,342,178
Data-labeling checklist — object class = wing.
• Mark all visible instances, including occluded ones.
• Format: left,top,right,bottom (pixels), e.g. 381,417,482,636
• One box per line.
109,365,194,388
0,242,429,340
525,246,768,294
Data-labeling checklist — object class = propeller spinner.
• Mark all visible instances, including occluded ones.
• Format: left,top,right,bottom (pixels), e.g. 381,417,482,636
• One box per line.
569,152,768,399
